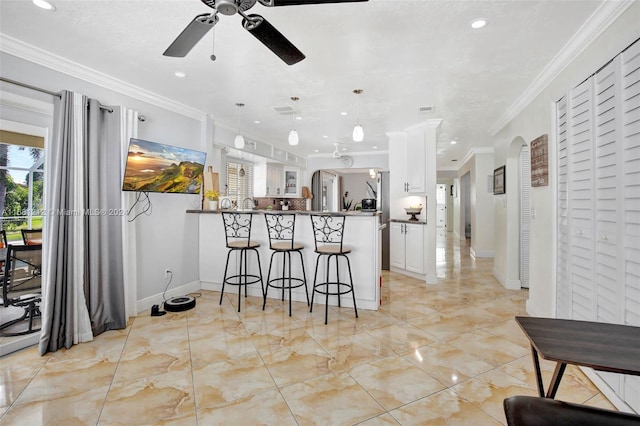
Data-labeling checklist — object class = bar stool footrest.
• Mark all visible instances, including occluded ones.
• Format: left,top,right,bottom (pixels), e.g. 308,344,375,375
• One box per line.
267,277,306,291
224,274,263,286
312,281,355,296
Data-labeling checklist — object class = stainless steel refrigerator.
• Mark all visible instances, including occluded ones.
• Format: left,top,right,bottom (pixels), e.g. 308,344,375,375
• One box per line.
378,171,390,270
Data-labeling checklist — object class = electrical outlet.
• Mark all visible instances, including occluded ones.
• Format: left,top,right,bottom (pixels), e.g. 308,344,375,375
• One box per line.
164,268,172,278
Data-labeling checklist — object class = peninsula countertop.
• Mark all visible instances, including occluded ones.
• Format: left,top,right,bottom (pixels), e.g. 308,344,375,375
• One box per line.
189,209,383,310
187,209,382,217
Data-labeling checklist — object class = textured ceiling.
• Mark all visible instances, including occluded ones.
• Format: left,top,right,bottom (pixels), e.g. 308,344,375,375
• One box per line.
0,0,603,167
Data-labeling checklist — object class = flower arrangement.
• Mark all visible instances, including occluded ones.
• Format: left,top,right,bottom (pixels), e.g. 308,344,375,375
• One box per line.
205,190,219,201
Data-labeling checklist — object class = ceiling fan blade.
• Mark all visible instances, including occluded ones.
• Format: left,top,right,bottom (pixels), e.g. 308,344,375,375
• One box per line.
242,14,305,65
259,0,368,6
163,13,218,57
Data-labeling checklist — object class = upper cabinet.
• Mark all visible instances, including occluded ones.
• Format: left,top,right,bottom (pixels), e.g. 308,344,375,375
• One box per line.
389,130,426,195
406,129,426,193
254,164,300,198
283,167,300,197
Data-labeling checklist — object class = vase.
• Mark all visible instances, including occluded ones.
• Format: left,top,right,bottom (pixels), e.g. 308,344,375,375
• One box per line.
209,200,218,210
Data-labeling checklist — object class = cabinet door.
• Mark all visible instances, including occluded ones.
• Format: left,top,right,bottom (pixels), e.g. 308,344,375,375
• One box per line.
404,224,425,274
389,222,406,269
267,165,283,196
283,167,300,197
406,130,426,193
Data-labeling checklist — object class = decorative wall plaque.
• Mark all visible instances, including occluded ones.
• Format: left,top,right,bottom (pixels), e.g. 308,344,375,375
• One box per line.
530,134,549,187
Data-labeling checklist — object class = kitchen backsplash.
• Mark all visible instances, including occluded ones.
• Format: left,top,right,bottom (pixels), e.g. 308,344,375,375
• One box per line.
254,197,307,211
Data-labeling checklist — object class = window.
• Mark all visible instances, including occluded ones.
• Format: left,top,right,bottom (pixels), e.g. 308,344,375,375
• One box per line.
0,130,45,243
225,161,253,208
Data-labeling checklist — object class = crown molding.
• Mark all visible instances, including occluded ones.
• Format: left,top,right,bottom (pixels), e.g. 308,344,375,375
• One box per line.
489,0,635,136
0,34,207,121
462,147,494,165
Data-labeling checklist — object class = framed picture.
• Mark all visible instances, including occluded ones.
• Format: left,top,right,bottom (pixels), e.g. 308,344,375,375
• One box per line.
494,165,506,195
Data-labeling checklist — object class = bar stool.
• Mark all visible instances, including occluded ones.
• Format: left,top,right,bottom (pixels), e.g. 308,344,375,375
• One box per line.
309,215,358,324
220,212,264,312
263,213,309,316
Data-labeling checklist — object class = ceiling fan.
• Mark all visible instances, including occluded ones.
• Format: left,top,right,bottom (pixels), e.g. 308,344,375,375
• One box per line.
331,143,353,167
163,0,369,65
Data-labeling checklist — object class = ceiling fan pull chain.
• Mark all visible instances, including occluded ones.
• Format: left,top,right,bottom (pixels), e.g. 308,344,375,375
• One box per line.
210,24,217,61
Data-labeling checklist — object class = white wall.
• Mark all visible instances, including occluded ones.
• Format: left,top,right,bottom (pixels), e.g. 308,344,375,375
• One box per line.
341,173,377,209
1,52,206,303
492,2,640,316
472,152,495,257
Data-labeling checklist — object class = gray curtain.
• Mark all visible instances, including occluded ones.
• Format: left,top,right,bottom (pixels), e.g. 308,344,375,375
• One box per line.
39,91,125,355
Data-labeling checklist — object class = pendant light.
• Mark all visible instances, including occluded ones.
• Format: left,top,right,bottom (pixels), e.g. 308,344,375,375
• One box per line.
352,89,364,142
288,96,299,146
234,102,245,149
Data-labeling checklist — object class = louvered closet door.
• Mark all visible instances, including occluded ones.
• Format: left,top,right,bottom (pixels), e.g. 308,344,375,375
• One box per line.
593,53,624,398
556,96,571,319
568,78,595,321
621,40,640,413
520,146,531,289
594,58,621,325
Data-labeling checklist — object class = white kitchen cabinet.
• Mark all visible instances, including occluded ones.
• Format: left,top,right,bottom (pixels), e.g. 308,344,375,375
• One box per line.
266,164,284,196
406,129,426,193
283,167,300,197
390,222,424,274
389,131,426,194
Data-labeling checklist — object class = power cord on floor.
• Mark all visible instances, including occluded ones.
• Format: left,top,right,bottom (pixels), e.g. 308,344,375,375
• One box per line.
151,271,173,317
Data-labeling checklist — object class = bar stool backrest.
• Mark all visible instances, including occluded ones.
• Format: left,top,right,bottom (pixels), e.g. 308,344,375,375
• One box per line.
264,213,296,249
221,212,254,247
310,215,346,252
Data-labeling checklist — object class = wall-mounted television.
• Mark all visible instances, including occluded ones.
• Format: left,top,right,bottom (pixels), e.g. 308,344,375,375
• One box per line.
122,138,206,194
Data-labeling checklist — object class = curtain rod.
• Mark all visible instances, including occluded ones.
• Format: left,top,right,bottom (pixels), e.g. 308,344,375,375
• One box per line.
0,76,61,98
1,76,146,120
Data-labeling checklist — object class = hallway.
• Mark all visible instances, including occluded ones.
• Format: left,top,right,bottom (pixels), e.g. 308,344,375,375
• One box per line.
0,233,610,425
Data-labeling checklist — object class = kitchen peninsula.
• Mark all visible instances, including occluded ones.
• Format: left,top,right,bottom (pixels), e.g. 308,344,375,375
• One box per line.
187,210,383,310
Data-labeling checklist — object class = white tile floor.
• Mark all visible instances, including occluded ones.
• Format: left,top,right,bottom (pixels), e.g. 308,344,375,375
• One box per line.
0,232,614,425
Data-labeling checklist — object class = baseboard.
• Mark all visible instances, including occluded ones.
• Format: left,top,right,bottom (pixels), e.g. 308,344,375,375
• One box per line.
0,333,39,356
579,367,635,414
136,280,202,313
505,279,521,290
493,267,506,287
426,274,438,285
390,267,427,282
470,247,495,258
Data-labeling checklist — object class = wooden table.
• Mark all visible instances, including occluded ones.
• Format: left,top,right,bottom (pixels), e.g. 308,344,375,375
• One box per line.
515,316,640,399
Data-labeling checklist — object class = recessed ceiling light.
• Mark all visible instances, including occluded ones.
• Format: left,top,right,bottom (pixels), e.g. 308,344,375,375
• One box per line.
451,140,457,145
33,0,56,10
470,18,487,29
295,116,302,120
342,148,347,151
174,71,186,78
254,120,261,124
373,146,378,149
322,135,328,139
340,112,348,116
314,149,319,153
